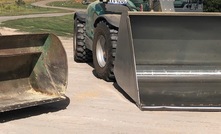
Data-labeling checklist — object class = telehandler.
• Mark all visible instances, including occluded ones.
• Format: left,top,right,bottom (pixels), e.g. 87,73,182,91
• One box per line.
74,0,221,110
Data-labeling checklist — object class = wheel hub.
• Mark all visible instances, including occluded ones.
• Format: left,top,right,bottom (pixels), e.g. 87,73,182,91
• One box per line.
96,35,106,68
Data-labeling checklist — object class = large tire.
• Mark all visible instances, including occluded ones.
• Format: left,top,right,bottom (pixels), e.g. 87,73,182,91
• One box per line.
73,18,92,62
93,21,118,82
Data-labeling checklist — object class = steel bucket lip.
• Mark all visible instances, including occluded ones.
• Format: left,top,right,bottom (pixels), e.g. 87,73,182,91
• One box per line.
140,105,221,111
128,11,221,16
0,95,67,113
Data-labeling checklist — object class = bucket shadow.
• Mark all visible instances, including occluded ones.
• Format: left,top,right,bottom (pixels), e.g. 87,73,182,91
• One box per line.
0,97,70,123
91,69,135,104
113,82,136,104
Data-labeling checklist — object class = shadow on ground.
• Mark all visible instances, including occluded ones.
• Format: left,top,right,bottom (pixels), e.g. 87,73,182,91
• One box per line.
113,82,136,104
0,97,70,123
91,67,136,105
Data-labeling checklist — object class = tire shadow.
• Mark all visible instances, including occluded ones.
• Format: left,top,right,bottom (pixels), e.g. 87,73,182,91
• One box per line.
0,97,70,123
86,62,94,68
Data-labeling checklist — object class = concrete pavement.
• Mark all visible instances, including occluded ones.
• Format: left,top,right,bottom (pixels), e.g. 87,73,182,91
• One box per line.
31,0,86,12
0,0,86,24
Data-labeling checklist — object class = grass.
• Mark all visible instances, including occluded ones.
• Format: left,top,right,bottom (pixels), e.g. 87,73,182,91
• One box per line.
0,0,69,16
1,14,74,37
47,0,88,9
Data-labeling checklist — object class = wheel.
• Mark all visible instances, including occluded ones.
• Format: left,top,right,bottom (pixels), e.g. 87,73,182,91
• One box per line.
73,18,92,62
93,21,118,82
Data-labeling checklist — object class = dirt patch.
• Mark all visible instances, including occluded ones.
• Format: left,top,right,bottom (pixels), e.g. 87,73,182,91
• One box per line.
0,27,27,35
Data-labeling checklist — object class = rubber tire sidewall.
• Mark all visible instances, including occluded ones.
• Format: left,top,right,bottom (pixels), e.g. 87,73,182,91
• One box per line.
73,18,78,60
93,22,114,81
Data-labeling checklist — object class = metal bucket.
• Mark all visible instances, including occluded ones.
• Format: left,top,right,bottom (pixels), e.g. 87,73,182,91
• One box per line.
114,11,221,110
0,33,68,112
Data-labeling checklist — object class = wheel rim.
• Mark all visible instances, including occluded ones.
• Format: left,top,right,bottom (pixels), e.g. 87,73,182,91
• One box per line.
96,35,106,68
